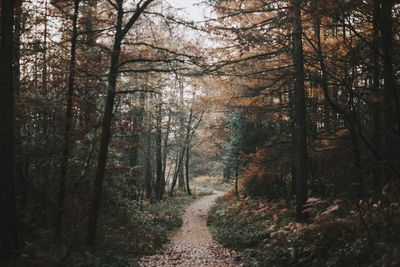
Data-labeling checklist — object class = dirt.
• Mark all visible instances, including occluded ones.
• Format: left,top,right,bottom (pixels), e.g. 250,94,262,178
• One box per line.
139,192,242,267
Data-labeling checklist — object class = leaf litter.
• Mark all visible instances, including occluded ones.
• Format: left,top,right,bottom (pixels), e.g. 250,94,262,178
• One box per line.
139,192,242,267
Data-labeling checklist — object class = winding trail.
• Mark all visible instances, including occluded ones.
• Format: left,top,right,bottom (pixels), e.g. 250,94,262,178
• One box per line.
139,191,241,266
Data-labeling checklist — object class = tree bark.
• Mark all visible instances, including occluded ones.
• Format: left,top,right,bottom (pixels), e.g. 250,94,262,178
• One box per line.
86,0,154,248
292,0,308,221
178,79,185,190
86,31,122,248
161,108,171,198
14,0,26,207
314,14,364,198
155,96,164,199
371,0,383,192
185,109,193,196
380,0,398,184
170,145,185,197
0,0,18,260
144,99,153,199
55,0,80,241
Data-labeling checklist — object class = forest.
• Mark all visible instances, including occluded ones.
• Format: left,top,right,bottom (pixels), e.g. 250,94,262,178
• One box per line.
0,0,399,266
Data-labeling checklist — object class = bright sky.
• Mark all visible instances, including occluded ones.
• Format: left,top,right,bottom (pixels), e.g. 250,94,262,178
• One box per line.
167,0,209,22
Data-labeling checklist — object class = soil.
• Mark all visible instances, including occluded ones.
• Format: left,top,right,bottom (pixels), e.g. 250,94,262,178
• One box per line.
139,192,241,267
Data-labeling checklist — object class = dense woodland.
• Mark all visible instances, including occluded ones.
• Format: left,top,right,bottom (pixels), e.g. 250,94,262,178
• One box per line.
0,0,399,266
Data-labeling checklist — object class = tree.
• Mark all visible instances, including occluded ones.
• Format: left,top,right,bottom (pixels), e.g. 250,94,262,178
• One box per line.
0,0,18,260
292,0,308,221
380,0,398,184
155,94,164,199
223,111,247,197
54,0,81,241
86,0,155,248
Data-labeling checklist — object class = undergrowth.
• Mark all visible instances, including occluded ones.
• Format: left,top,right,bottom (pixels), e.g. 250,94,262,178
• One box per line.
193,175,233,192
14,192,196,267
208,191,400,267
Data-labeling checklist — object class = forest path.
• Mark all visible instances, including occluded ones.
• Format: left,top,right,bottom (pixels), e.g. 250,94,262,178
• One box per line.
139,191,241,266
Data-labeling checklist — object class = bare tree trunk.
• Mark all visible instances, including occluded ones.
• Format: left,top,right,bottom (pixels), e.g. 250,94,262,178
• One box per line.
155,97,163,199
0,0,18,260
184,109,193,195
185,144,191,195
55,0,80,241
292,0,308,222
161,108,171,198
144,102,153,199
178,79,185,190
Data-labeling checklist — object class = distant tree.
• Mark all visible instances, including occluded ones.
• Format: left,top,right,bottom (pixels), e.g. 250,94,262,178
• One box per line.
223,112,247,198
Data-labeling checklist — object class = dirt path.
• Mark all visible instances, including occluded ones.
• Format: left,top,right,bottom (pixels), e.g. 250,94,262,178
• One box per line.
139,192,241,266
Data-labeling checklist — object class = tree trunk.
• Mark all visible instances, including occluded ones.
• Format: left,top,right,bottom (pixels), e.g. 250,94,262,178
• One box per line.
288,83,297,196
0,0,18,260
14,0,26,207
185,139,191,195
178,161,185,189
170,144,186,197
380,0,398,184
161,108,171,198
85,19,123,249
155,97,163,200
292,0,308,222
85,0,154,247
55,0,80,241
314,12,364,198
178,78,185,190
371,0,383,192
144,102,153,199
185,109,193,195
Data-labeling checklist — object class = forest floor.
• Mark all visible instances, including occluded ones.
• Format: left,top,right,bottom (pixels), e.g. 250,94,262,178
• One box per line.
139,191,242,267
208,191,400,267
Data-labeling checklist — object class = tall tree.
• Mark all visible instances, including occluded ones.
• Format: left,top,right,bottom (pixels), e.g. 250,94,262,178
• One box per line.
292,0,308,221
380,0,398,184
86,0,154,248
54,0,81,241
371,0,383,192
155,95,164,200
0,0,18,260
178,78,185,190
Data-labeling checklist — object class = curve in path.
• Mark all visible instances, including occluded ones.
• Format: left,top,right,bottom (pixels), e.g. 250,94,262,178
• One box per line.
139,192,241,267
